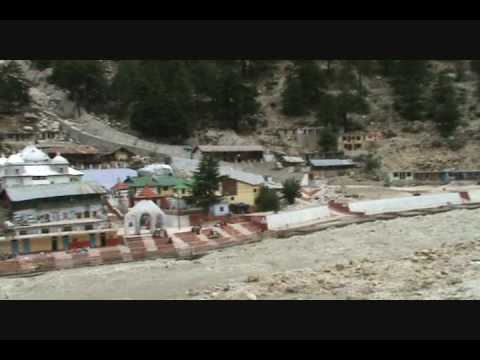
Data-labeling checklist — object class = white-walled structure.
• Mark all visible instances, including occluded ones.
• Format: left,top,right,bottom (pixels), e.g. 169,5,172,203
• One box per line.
265,205,332,230
0,145,83,190
348,192,465,215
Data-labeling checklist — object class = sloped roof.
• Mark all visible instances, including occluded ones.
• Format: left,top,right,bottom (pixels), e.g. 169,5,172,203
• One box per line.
282,156,305,163
4,181,106,202
39,144,99,155
82,168,137,189
111,182,129,191
126,175,191,189
128,200,164,215
195,145,265,153
220,168,265,186
171,157,265,186
309,159,355,167
136,186,159,198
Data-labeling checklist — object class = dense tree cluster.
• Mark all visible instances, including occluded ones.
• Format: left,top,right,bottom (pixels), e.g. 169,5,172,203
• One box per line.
430,72,461,137
282,61,371,135
48,60,108,112
31,59,470,141
0,61,30,113
110,60,262,141
385,60,432,121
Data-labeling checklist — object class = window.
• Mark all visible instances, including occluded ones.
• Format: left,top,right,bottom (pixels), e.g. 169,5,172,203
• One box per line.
33,176,47,180
41,228,49,234
253,188,257,193
76,213,82,219
84,211,90,218
19,230,27,236
59,168,64,173
63,226,72,232
393,172,398,177
231,197,235,201
85,224,94,231
181,189,186,195
163,187,169,191
15,169,19,175
220,206,224,212
92,211,97,217
406,172,412,177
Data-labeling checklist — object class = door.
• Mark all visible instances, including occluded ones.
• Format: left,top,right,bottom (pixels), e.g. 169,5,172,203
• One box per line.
23,239,30,254
11,240,19,256
63,235,70,250
100,233,107,247
52,237,58,252
89,233,97,248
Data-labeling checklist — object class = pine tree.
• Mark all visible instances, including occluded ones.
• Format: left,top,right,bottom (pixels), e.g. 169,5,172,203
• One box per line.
281,75,306,116
281,178,301,205
431,73,461,137
0,61,30,112
296,60,326,106
213,67,260,131
318,125,339,152
130,92,192,142
49,60,108,111
190,156,223,212
316,93,339,127
336,90,370,130
390,60,432,121
255,187,280,212
281,61,326,116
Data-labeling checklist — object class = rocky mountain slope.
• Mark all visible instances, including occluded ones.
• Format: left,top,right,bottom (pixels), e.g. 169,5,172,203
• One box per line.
2,60,480,172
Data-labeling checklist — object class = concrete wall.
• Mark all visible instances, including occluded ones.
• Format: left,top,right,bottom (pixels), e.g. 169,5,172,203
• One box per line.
266,205,331,230
164,214,191,228
348,192,464,215
468,190,480,203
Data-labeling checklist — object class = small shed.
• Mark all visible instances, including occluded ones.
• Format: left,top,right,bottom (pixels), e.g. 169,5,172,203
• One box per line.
309,159,355,179
192,145,265,162
210,202,230,217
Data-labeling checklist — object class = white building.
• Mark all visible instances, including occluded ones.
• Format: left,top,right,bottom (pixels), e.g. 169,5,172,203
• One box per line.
0,144,83,190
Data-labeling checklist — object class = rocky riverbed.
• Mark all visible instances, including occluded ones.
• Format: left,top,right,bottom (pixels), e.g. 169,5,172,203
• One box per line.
1,208,480,300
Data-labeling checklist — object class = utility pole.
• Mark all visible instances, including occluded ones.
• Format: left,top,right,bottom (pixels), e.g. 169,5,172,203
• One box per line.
177,193,180,230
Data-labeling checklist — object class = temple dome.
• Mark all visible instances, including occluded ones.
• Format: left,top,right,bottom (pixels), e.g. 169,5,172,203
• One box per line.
7,153,24,165
51,153,69,165
20,145,50,163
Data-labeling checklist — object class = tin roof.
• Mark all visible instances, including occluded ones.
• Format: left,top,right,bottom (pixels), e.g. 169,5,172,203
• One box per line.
282,156,305,163
220,168,265,186
126,175,192,189
4,181,106,202
82,168,137,189
171,158,266,186
39,144,99,155
195,145,265,153
309,159,355,167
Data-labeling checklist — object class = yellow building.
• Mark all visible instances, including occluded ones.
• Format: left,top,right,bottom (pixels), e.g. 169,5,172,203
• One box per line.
219,169,264,206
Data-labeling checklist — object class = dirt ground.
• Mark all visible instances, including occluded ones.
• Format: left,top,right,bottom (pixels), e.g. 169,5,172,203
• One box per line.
1,208,480,300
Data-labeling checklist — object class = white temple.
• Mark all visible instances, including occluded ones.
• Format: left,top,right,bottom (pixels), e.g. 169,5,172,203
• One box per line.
0,144,83,190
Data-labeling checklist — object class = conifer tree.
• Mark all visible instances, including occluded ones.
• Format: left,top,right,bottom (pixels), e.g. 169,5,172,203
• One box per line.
190,156,223,212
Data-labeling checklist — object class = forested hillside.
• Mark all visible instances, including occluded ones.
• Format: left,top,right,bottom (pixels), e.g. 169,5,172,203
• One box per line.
3,59,480,170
